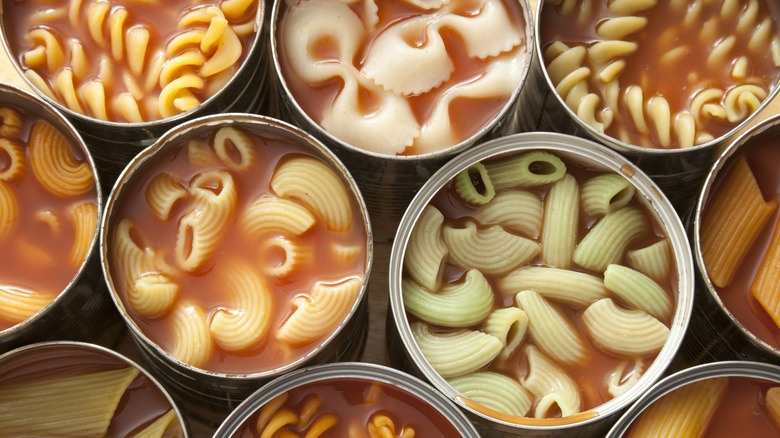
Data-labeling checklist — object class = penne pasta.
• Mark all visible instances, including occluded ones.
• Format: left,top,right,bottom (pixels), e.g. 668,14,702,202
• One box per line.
483,306,528,362
454,162,495,205
751,220,780,329
484,151,567,190
581,173,635,217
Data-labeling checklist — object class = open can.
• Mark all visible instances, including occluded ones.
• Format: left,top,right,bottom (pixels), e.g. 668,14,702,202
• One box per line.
213,362,481,437
682,114,780,367
0,83,123,354
388,131,694,437
269,0,538,241
100,113,373,425
529,0,780,214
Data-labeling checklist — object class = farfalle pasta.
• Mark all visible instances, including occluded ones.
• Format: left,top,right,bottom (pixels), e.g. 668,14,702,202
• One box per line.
107,123,367,374
401,149,679,421
540,0,780,149
3,0,261,122
0,105,98,331
276,0,529,155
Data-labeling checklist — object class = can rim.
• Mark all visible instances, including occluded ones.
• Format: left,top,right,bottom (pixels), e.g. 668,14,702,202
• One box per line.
213,361,481,437
532,0,780,156
388,131,695,430
269,0,536,161
99,112,374,379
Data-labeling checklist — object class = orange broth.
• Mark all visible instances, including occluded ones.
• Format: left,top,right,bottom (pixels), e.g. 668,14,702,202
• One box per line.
109,127,367,374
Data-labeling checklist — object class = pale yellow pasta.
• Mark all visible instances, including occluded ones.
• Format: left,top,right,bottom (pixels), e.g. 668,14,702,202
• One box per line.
521,345,582,419
472,189,543,238
572,206,648,272
14,237,56,270
331,243,362,265
132,273,179,318
515,290,586,365
646,96,672,147
259,235,312,277
608,0,656,15
0,367,140,438
158,72,205,118
276,278,362,345
581,173,635,217
240,196,316,237
0,285,52,324
23,28,65,73
0,182,18,242
186,138,221,168
171,303,215,368
113,93,145,123
35,210,60,236
626,240,672,284
607,359,644,399
403,269,494,328
582,298,669,356
0,107,24,138
68,201,97,268
200,18,242,78
706,35,736,70
724,84,768,123
0,139,25,183
500,266,608,308
541,173,579,269
130,410,182,438
483,306,528,362
213,126,257,171
690,87,726,122
80,80,109,121
175,169,237,271
145,172,188,221
221,0,256,19
404,205,448,292
159,50,206,89
484,151,567,190
28,120,94,198
412,321,502,379
271,157,353,232
443,221,540,276
604,264,672,320
448,371,533,417
596,16,647,40
209,260,272,351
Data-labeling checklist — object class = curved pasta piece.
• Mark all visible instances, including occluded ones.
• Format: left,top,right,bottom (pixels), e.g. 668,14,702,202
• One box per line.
522,345,582,419
404,205,448,292
270,156,353,232
145,172,188,221
448,371,533,417
544,43,587,84
484,151,567,190
626,240,672,284
596,16,647,39
29,120,94,198
158,72,205,118
588,40,637,65
68,201,97,268
23,28,66,73
258,235,313,277
132,273,179,318
131,410,180,438
604,264,672,320
240,196,316,237
500,266,608,308
213,126,257,171
403,269,494,328
472,189,543,238
159,50,206,88
646,96,672,147
171,303,215,368
483,306,528,362
607,358,644,398
541,173,579,269
411,321,502,379
0,285,52,324
186,138,221,168
276,278,362,345
454,163,495,206
209,260,272,351
0,182,18,242
572,206,648,272
516,290,587,365
0,107,24,138
724,84,768,123
581,173,635,217
80,80,109,121
608,0,657,15
221,0,257,19
175,169,237,272
582,298,669,356
200,18,242,77
438,0,522,59
443,220,540,276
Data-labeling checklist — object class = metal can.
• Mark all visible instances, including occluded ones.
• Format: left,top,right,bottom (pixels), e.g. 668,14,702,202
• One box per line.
606,361,780,437
530,0,780,215
388,131,695,437
0,340,190,437
100,113,373,425
681,114,780,367
0,0,274,191
0,83,123,354
213,362,480,437
268,0,538,241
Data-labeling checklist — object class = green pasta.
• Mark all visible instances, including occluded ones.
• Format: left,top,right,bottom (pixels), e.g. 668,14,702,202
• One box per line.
472,189,544,238
500,266,608,308
516,290,587,365
581,173,636,217
541,173,580,269
604,264,672,320
448,371,533,417
443,220,540,276
404,205,448,292
483,306,528,361
572,206,648,272
130,410,182,438
403,269,495,328
626,240,671,283
484,151,567,190
454,162,496,205
582,298,669,356
412,321,503,379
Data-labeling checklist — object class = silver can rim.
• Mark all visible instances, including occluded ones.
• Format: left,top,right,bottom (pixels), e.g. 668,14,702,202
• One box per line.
213,361,481,437
692,113,780,356
606,360,780,437
269,0,536,161
533,0,780,156
0,340,191,437
388,131,695,431
0,83,103,337
99,112,374,379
